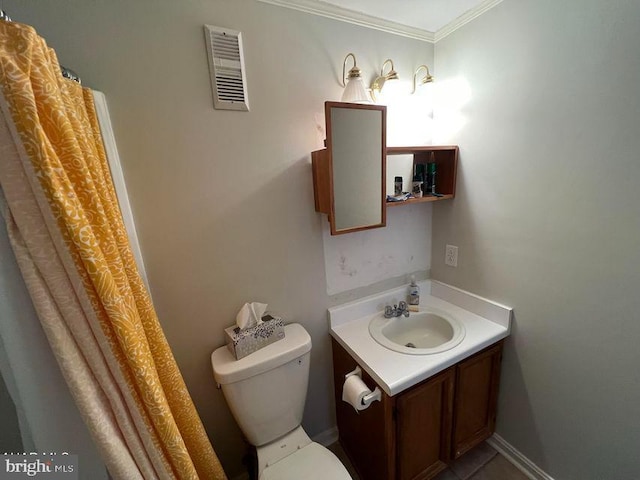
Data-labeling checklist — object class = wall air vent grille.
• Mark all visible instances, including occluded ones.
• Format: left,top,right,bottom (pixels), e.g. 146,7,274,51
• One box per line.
204,25,249,111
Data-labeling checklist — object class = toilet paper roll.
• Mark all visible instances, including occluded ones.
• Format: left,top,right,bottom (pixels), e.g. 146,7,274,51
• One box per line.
342,375,371,412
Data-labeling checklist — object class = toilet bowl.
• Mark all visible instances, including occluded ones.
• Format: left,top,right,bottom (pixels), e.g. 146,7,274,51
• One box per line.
211,323,351,479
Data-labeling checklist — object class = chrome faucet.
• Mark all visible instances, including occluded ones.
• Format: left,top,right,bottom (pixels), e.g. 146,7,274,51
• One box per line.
384,301,410,318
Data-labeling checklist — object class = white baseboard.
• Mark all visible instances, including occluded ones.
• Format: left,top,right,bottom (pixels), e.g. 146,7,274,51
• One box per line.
311,426,339,447
487,433,554,480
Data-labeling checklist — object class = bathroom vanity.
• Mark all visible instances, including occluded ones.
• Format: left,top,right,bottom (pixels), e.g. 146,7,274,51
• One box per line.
332,338,503,480
329,280,512,480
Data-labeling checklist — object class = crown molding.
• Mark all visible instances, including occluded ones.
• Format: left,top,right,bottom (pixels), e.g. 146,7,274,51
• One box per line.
257,0,503,43
434,0,504,42
256,0,435,43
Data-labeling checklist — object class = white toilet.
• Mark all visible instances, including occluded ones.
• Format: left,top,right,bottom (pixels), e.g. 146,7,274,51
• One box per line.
211,323,352,480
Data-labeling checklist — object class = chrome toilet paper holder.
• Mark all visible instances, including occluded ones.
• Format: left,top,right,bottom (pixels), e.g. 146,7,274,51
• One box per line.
345,366,381,407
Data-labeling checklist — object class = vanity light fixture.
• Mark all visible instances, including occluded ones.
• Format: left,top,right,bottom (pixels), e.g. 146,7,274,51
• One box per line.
340,53,371,103
412,64,434,94
370,59,399,102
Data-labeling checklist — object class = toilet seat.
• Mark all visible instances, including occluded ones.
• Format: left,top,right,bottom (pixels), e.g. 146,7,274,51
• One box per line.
260,442,352,480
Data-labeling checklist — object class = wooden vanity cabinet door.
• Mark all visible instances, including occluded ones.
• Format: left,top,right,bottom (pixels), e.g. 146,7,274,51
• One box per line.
451,341,504,459
396,368,455,480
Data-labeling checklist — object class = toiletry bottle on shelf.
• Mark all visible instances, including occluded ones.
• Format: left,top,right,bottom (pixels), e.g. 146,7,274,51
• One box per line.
408,276,420,310
415,164,427,196
394,176,403,196
412,174,423,198
426,153,436,195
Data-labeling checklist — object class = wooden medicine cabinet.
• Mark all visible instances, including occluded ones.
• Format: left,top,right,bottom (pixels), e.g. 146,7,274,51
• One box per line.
311,103,459,234
312,102,387,235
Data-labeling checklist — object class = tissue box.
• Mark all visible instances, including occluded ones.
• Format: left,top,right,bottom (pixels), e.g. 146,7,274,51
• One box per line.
224,315,285,360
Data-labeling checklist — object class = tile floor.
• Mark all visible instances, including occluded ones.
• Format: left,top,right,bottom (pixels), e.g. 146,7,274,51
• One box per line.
328,441,530,480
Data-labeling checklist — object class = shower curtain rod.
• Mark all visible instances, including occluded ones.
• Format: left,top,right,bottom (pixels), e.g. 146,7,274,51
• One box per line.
0,9,82,84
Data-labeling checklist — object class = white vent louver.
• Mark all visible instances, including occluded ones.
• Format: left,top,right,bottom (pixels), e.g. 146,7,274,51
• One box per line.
204,25,249,111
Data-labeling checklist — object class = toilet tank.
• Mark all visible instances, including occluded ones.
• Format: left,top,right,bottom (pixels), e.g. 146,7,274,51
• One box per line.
211,323,312,446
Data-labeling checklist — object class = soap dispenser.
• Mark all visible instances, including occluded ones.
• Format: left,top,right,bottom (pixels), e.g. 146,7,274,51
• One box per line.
408,276,420,311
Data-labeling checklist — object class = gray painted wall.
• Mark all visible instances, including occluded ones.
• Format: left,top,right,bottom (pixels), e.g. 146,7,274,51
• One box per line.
432,1,640,479
8,1,635,478
2,1,433,476
0,371,22,453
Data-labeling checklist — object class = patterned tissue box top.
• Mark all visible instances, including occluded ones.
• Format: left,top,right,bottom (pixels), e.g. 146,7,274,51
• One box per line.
224,315,285,360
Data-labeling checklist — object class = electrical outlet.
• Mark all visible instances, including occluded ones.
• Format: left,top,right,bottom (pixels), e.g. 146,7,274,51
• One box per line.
445,245,458,267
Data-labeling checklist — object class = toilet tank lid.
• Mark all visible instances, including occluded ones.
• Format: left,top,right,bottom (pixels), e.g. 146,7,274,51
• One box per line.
211,323,311,385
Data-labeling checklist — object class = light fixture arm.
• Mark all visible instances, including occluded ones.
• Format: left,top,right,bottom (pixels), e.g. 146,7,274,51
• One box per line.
380,59,398,80
341,52,360,88
412,64,434,94
371,58,399,101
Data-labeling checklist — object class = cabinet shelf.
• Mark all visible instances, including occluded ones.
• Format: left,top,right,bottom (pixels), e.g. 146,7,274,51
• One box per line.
387,194,454,207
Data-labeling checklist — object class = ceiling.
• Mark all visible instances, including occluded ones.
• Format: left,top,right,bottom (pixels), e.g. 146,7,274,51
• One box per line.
323,0,489,33
257,0,502,42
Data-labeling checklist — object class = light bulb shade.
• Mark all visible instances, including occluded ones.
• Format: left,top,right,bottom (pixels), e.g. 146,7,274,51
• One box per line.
341,76,371,103
373,78,404,104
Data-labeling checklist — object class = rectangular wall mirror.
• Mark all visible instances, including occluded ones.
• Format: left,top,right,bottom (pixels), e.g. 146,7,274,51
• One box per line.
312,102,386,235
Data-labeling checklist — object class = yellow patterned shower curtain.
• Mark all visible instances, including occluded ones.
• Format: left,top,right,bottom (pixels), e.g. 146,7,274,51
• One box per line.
0,20,226,480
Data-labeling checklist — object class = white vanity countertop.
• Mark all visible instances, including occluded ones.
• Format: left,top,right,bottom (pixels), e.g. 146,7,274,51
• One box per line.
329,280,512,397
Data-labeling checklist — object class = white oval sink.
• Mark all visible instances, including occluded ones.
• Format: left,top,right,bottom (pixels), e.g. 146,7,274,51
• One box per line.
369,308,466,355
